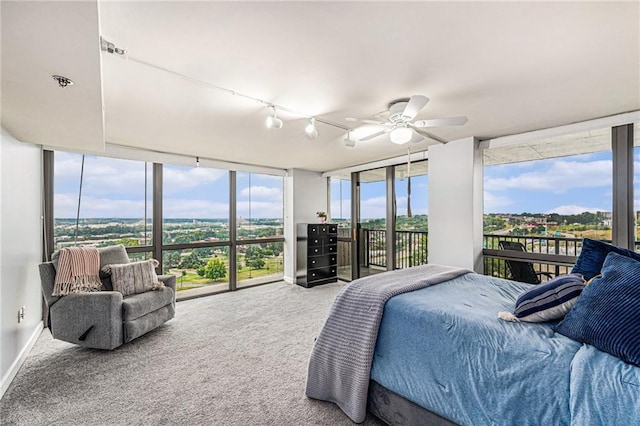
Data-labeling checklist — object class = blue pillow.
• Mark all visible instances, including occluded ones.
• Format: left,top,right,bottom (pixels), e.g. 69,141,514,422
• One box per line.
571,238,640,280
557,252,640,366
509,274,586,322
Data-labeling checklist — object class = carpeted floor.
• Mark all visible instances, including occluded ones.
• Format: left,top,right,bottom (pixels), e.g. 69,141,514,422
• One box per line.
0,281,384,425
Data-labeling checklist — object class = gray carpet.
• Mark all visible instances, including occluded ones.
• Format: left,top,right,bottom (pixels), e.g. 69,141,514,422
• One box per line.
0,282,384,425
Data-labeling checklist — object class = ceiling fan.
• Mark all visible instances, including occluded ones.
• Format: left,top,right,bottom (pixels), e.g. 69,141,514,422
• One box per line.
346,95,468,145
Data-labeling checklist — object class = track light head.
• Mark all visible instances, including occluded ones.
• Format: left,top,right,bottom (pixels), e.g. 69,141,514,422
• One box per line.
266,113,283,129
305,118,318,139
344,132,356,148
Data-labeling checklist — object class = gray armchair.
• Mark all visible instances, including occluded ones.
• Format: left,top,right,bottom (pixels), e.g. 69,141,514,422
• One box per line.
39,245,176,350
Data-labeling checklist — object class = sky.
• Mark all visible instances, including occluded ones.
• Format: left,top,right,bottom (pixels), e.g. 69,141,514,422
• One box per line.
54,152,284,219
331,150,640,219
55,149,640,220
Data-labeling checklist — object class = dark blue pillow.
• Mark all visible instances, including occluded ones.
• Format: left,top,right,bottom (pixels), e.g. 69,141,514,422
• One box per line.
557,252,640,366
512,274,586,322
571,238,640,280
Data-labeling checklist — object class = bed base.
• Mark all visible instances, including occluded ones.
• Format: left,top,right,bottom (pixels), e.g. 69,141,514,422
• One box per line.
368,380,458,426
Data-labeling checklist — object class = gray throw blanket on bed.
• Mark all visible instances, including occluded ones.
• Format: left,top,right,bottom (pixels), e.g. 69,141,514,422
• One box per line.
305,264,471,423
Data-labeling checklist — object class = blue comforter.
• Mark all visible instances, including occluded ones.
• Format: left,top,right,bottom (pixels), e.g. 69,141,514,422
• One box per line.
371,273,584,425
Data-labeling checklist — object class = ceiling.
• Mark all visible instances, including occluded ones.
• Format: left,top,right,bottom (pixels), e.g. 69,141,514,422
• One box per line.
2,1,639,172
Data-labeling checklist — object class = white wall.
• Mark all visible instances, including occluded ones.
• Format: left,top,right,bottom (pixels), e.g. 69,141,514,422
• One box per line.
283,169,328,283
0,127,43,399
428,137,484,272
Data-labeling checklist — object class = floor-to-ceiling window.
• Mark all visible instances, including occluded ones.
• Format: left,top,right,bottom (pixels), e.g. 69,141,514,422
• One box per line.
330,176,352,280
52,152,153,260
634,122,640,251
49,151,285,298
358,167,387,276
236,172,284,288
394,161,428,269
162,164,230,295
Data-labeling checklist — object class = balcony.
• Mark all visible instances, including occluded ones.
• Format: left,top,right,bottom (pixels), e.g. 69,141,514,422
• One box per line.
358,228,429,275
352,230,640,282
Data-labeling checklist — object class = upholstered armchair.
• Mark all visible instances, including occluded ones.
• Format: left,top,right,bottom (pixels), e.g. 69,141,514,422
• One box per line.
38,245,176,350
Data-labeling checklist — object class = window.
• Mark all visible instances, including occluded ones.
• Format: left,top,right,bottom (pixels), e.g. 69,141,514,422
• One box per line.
53,152,152,251
236,242,284,288
163,247,229,295
394,161,428,269
50,151,287,299
483,127,612,278
236,172,284,240
634,122,640,251
163,164,230,245
330,176,352,281
330,177,351,229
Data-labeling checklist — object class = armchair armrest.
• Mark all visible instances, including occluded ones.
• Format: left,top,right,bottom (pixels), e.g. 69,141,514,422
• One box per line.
158,274,177,292
49,291,124,350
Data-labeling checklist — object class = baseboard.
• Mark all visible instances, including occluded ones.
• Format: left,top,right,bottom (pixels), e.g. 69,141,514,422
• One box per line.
283,275,294,284
0,321,43,400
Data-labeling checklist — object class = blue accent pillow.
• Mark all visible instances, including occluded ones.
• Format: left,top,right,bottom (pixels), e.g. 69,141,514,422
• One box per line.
571,238,640,280
512,274,586,322
557,252,640,366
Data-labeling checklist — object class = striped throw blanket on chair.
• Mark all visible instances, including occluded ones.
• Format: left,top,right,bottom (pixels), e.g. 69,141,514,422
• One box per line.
52,247,103,296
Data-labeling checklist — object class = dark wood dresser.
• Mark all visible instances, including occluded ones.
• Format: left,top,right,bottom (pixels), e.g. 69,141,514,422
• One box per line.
296,223,338,288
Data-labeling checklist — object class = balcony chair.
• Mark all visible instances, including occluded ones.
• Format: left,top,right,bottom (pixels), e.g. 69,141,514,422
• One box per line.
39,245,176,350
498,241,553,285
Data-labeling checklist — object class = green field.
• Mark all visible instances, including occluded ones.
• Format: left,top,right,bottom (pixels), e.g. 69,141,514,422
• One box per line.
170,255,283,291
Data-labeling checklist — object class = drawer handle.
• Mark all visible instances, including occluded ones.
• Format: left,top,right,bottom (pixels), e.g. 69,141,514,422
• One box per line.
312,260,316,264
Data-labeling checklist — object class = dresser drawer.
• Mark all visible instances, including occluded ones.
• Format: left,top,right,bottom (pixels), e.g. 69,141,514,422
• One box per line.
308,244,337,256
308,266,337,282
309,254,337,269
308,236,324,246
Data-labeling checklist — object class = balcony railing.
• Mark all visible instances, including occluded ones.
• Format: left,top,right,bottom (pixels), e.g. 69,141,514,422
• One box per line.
483,234,640,280
355,230,640,281
361,228,428,269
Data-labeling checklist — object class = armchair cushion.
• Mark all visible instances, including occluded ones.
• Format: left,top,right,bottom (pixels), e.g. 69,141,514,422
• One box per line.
123,287,175,321
103,259,163,296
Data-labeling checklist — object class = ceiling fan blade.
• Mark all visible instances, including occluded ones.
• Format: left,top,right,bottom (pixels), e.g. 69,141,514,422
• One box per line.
401,95,430,120
345,117,388,125
412,128,448,144
360,129,389,141
409,132,426,144
413,116,468,128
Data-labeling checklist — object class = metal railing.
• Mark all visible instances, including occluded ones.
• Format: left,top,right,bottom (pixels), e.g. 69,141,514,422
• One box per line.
354,230,640,281
361,228,428,269
483,234,640,280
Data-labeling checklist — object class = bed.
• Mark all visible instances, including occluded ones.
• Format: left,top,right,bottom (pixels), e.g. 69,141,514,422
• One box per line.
305,250,640,425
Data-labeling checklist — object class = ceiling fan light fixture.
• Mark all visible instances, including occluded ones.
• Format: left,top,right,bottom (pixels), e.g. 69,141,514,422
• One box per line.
305,118,318,139
390,127,413,144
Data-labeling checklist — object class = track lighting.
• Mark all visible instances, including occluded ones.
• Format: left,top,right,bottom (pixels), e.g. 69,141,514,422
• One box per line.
344,131,356,148
266,108,283,129
305,118,318,139
389,127,413,144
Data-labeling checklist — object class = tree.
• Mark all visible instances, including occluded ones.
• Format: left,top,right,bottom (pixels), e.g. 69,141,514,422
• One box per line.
246,257,265,269
204,258,227,281
164,251,181,270
114,237,140,247
180,251,206,269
